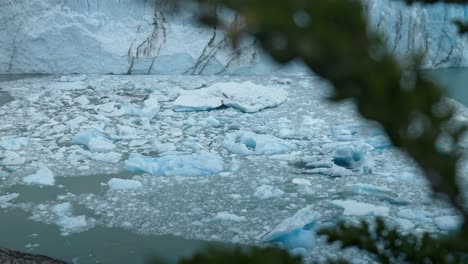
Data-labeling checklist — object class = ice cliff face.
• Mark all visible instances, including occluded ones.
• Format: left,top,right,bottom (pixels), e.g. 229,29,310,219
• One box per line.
367,0,468,69
1,0,467,74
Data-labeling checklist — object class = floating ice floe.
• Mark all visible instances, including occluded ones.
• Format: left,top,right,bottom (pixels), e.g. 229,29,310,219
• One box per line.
23,166,55,186
0,151,25,166
223,131,295,156
213,212,246,222
174,81,288,113
124,153,224,176
107,178,143,190
331,200,390,216
71,130,116,153
52,202,89,235
0,137,28,150
253,185,284,200
263,205,320,251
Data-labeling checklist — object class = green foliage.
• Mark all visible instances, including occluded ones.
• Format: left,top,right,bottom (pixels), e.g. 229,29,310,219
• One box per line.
319,218,468,263
161,0,468,263
152,247,302,264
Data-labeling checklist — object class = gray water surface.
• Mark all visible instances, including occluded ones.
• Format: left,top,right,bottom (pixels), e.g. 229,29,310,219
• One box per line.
424,68,468,107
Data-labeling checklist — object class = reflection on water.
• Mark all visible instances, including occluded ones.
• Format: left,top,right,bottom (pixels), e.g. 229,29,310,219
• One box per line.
423,68,468,107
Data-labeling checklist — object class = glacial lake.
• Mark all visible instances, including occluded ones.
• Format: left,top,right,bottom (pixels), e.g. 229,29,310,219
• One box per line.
0,69,466,264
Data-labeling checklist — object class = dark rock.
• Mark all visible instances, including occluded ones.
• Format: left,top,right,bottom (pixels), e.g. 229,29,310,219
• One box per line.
0,247,67,264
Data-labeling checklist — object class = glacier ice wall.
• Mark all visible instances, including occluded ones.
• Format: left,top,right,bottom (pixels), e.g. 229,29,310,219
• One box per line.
1,0,468,74
367,0,468,69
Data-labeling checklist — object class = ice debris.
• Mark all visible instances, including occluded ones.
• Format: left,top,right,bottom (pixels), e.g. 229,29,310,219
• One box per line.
174,81,288,113
111,95,160,120
107,178,143,190
223,131,295,156
23,166,55,186
263,206,320,250
125,153,224,176
253,185,284,200
213,212,246,222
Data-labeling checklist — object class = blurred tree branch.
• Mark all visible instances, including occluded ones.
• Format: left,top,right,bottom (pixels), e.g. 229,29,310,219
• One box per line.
167,0,468,262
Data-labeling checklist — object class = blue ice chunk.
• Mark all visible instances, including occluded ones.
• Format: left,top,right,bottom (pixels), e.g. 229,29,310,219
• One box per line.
333,144,373,173
223,131,295,156
70,130,116,153
263,206,320,250
124,153,224,176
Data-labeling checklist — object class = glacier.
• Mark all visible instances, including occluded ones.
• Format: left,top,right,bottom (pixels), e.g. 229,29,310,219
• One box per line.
1,0,468,75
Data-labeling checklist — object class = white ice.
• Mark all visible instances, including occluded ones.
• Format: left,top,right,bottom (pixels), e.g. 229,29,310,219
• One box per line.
174,81,288,113
52,203,89,235
23,166,55,186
